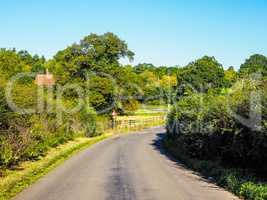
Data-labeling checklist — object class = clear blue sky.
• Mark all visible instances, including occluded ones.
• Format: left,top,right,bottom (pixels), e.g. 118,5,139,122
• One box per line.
1,0,267,69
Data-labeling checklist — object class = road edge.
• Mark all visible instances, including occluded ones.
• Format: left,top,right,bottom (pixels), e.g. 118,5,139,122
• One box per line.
0,133,113,200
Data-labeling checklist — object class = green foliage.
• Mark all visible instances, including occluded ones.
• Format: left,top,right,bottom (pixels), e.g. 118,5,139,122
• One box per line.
0,34,137,171
79,106,97,137
224,66,238,87
177,56,227,94
121,99,139,113
168,79,267,169
0,34,145,171
134,63,157,74
17,50,46,73
164,137,267,200
0,49,30,78
0,32,180,176
49,32,134,84
224,172,243,194
166,76,267,199
166,54,267,200
47,33,142,113
0,80,97,171
134,63,178,77
239,54,267,77
1,31,267,200
87,75,115,112
240,182,267,200
0,137,13,167
0,49,45,79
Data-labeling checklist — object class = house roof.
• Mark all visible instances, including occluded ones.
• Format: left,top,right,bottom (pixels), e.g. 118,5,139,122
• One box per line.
35,69,55,86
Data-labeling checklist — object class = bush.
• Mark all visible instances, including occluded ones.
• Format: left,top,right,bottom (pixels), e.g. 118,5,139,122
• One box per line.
0,79,98,171
240,182,267,200
167,79,267,171
79,106,97,137
0,137,13,167
166,79,267,199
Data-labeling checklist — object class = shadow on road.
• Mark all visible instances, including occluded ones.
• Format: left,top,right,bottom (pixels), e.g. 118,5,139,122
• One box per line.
150,132,225,191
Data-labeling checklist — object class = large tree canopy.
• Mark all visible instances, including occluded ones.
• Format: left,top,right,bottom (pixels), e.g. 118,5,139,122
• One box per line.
48,32,134,83
47,33,137,113
177,56,226,93
239,54,267,77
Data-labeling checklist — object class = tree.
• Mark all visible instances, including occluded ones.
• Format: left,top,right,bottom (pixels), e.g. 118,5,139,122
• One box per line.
139,70,160,103
18,50,46,73
159,75,177,103
0,49,30,78
134,63,156,74
239,54,267,77
177,56,226,94
224,66,238,87
47,33,135,113
87,75,115,113
49,33,134,83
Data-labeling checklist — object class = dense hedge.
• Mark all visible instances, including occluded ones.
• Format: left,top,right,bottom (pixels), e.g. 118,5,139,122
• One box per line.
167,79,267,171
166,79,267,199
0,78,97,171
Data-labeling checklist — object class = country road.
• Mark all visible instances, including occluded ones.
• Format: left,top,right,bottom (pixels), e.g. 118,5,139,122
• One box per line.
14,127,238,200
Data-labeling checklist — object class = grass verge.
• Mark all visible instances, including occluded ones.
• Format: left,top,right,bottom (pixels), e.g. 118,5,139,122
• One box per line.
0,133,112,200
163,137,267,200
111,118,166,134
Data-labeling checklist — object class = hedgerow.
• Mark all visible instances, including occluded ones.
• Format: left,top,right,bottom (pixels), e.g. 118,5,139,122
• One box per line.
166,79,267,199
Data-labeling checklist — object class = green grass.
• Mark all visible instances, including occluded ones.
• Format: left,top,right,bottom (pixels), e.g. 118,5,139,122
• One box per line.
113,115,166,132
140,104,169,109
112,118,166,134
131,104,169,116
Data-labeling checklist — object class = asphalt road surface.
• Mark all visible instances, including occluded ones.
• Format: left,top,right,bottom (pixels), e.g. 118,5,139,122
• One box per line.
14,127,238,200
